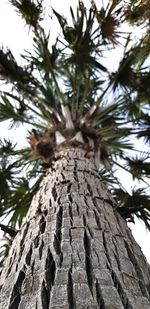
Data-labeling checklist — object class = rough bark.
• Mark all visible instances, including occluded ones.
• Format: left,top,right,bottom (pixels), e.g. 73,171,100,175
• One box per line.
0,147,150,309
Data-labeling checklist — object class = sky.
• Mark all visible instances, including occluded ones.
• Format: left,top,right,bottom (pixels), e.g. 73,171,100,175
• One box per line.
0,0,150,263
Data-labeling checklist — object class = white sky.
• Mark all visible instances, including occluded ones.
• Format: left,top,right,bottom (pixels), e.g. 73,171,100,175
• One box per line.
0,0,150,263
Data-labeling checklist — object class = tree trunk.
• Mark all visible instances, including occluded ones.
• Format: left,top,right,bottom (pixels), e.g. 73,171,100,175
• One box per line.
0,147,150,309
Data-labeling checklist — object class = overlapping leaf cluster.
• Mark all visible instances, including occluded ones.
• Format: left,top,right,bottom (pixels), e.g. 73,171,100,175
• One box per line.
0,0,150,269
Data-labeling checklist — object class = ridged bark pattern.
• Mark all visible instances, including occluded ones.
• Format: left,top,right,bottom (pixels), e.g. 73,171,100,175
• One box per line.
0,147,150,309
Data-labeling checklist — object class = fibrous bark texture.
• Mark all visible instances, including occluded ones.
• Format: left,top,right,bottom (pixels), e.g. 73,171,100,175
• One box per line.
0,147,150,309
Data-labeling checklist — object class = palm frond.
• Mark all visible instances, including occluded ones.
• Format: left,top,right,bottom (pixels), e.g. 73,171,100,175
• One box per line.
93,0,123,45
0,95,41,128
124,0,150,26
9,0,43,28
0,48,35,88
124,153,150,179
116,187,150,228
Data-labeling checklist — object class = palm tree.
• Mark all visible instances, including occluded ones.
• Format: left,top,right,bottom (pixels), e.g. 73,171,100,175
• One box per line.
0,0,150,307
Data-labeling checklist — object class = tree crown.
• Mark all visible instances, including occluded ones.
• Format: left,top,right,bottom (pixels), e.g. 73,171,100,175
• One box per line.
0,0,150,270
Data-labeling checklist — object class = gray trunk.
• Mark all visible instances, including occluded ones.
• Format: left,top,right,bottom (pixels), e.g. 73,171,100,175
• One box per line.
0,147,150,309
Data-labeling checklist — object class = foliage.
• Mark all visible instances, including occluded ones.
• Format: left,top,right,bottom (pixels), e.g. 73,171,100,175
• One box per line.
0,0,150,271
